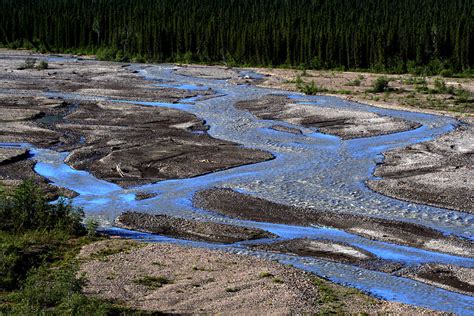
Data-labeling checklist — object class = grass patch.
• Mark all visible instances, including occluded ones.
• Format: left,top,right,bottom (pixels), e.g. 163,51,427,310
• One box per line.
258,271,274,278
311,277,345,314
134,276,171,289
271,277,284,284
90,241,142,260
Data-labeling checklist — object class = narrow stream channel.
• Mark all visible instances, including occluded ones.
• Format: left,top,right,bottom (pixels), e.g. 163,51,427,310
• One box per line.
5,62,473,314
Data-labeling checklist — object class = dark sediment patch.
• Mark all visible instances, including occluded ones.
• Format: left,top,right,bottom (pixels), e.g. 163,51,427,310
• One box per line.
397,263,474,296
248,238,405,273
270,125,303,135
114,211,276,244
134,192,158,201
368,120,474,214
193,188,473,257
235,95,420,139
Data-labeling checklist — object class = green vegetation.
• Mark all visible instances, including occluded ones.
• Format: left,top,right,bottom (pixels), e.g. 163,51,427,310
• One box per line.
346,76,363,87
369,77,390,93
17,58,48,70
0,180,151,315
271,277,284,284
258,271,273,278
134,276,171,289
311,277,344,314
36,60,48,70
298,81,328,95
0,0,472,75
90,241,142,261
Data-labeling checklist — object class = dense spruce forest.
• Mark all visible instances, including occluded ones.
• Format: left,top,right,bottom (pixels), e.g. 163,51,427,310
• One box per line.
0,0,472,74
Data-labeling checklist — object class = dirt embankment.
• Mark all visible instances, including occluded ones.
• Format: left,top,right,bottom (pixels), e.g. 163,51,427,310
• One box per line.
368,119,474,214
115,212,275,243
78,239,442,315
235,95,420,139
0,50,273,188
193,188,473,258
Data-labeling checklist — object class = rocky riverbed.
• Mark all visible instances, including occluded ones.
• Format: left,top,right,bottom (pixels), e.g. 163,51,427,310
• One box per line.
235,94,421,139
368,118,474,214
1,50,473,314
78,239,443,315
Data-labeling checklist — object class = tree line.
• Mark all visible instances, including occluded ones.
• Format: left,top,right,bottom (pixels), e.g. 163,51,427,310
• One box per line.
0,0,472,74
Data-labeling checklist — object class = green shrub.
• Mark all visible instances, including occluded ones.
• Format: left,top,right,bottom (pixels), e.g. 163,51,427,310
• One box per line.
298,81,328,95
433,78,455,94
440,69,453,77
134,276,170,289
85,218,99,237
36,61,48,70
0,180,85,235
370,76,390,92
18,58,37,70
346,78,361,86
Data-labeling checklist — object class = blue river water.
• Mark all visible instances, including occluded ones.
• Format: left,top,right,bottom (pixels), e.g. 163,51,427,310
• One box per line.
3,60,473,313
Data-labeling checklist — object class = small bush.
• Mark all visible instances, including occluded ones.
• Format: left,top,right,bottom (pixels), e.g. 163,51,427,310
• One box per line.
134,276,170,289
346,78,361,86
272,277,284,284
370,76,390,93
433,78,455,95
440,69,453,77
18,58,37,70
85,218,99,237
36,60,48,70
258,271,273,278
298,81,328,95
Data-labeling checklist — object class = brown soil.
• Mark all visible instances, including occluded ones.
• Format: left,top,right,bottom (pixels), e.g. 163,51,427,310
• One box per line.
235,95,420,139
193,188,473,257
78,239,442,315
368,119,474,214
114,212,276,243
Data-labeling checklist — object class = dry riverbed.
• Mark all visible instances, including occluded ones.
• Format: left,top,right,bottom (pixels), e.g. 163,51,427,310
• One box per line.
78,239,442,315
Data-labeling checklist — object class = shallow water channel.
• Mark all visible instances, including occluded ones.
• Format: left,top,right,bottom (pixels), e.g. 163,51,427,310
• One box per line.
10,63,474,313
